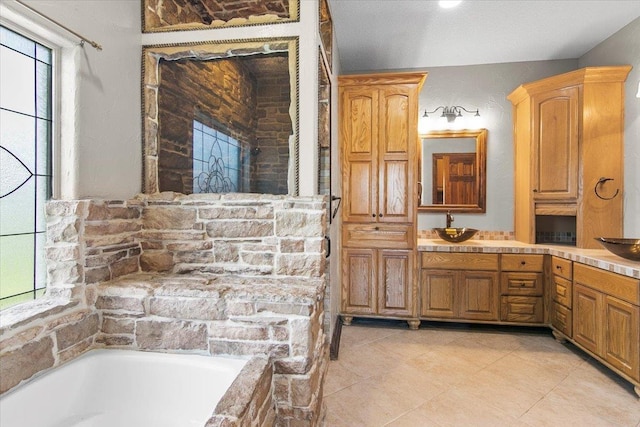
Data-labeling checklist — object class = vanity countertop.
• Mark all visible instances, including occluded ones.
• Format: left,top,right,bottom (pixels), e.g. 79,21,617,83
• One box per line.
417,239,640,279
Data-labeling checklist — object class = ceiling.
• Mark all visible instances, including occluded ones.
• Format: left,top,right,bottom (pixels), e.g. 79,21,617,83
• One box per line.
327,0,640,73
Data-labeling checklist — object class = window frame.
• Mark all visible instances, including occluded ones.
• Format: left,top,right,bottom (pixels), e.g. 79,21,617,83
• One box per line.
0,2,78,310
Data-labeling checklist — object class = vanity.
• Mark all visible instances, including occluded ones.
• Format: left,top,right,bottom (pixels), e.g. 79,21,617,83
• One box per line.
338,66,639,396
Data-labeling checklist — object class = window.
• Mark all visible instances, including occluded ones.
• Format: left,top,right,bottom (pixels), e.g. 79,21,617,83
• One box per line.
192,120,241,193
0,26,53,309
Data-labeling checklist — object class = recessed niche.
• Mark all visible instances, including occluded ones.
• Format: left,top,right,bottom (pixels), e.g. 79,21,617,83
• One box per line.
142,38,299,195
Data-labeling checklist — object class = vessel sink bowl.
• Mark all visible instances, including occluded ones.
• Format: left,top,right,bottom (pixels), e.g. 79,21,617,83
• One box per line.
434,227,479,243
595,237,640,261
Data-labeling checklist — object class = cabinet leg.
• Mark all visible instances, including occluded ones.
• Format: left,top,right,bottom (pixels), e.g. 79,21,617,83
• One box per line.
635,386,640,399
407,320,420,330
552,330,567,343
341,315,353,326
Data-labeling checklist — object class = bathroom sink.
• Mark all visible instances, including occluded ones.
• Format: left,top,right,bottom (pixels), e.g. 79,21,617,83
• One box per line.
434,227,479,243
594,237,640,261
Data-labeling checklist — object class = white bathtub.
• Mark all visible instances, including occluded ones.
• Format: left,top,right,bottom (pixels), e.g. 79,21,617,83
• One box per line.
0,349,247,427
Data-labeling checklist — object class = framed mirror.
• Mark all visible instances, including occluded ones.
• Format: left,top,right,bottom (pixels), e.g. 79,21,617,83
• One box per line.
418,129,487,213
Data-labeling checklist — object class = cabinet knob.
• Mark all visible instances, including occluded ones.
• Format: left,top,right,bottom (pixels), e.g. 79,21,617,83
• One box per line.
379,213,384,217
533,189,538,192
375,226,379,231
520,261,526,266
372,214,376,217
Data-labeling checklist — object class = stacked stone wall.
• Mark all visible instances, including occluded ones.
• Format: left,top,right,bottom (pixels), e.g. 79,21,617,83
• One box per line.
0,193,328,427
252,72,292,195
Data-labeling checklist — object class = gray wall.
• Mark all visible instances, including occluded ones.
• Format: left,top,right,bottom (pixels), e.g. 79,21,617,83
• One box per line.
579,17,640,237
417,60,577,232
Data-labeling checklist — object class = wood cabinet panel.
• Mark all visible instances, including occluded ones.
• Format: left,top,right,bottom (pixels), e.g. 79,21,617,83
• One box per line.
342,223,413,249
532,87,579,201
604,296,640,381
501,296,544,323
378,250,413,317
421,252,499,271
342,248,376,315
573,284,604,355
500,272,543,296
420,270,456,318
574,263,640,305
459,271,499,321
380,160,410,221
501,254,544,272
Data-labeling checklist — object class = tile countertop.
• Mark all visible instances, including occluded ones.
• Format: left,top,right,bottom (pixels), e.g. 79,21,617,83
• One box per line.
417,239,640,279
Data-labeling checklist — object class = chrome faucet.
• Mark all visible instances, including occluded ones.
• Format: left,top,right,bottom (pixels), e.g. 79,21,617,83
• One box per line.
446,211,454,228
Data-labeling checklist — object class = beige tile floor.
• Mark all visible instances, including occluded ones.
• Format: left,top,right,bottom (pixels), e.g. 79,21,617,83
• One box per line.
323,321,640,427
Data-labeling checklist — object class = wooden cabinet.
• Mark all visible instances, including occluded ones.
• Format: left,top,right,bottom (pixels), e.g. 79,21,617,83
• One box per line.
499,254,544,324
508,66,631,248
342,248,414,318
550,256,573,338
572,264,640,384
420,253,499,322
339,72,426,328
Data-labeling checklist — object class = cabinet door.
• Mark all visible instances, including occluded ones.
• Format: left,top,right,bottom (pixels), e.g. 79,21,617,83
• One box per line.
420,270,456,318
378,250,413,317
341,87,379,222
604,296,640,381
531,86,579,201
342,248,377,315
573,284,604,356
459,271,499,321
378,86,416,223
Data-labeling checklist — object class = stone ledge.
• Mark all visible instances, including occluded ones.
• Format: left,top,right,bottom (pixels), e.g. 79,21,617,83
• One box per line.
0,298,79,332
97,272,324,305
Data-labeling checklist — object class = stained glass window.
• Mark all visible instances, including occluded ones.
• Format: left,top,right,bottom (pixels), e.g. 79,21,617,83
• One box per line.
0,26,53,309
193,120,241,193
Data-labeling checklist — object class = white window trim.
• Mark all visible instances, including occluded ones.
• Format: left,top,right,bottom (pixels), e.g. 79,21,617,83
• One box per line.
0,0,79,199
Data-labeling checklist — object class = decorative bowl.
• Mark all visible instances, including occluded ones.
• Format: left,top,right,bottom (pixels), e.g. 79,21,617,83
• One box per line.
434,227,479,243
594,237,640,262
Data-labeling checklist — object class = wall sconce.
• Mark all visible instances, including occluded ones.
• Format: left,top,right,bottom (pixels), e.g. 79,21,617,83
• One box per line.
423,106,480,122
636,81,639,98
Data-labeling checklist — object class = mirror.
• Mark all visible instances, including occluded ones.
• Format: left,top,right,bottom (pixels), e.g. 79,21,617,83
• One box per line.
142,38,299,195
418,129,487,213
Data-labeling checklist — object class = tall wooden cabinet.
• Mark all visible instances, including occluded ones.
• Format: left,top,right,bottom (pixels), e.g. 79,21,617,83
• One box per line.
339,72,427,329
508,66,631,248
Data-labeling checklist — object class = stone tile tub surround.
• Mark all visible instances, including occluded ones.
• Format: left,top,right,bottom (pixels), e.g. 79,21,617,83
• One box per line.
0,193,329,427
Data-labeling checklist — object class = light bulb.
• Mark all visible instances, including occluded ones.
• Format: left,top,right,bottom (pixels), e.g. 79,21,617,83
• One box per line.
439,1,462,9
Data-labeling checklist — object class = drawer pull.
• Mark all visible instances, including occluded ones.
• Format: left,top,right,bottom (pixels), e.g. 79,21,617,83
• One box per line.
521,261,526,266
375,227,379,231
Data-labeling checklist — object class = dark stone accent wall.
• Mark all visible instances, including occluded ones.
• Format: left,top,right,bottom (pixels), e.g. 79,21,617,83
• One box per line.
158,58,257,194
145,0,292,31
252,67,292,195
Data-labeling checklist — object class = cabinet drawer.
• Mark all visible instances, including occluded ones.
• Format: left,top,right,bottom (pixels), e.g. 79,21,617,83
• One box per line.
500,296,544,323
421,253,498,271
501,254,544,272
343,223,413,249
551,301,572,337
551,256,572,280
500,272,543,296
553,275,572,308
574,263,640,305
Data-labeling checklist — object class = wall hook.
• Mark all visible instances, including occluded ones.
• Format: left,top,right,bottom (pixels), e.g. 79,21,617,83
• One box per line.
594,177,620,200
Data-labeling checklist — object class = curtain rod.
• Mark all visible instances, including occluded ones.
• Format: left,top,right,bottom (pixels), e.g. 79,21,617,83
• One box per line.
14,0,102,51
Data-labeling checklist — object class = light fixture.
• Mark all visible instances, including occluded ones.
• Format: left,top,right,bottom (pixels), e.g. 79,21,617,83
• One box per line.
423,106,480,122
439,0,462,8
